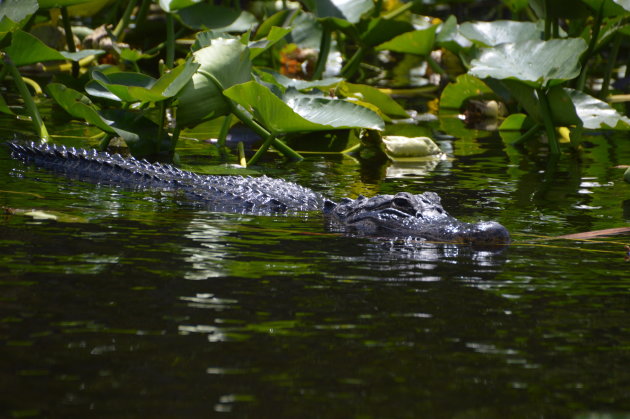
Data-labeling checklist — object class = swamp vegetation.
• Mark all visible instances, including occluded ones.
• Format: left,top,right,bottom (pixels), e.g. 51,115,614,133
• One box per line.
1,0,630,417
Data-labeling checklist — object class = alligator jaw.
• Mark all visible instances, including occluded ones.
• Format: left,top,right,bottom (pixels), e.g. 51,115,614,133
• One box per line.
324,193,511,246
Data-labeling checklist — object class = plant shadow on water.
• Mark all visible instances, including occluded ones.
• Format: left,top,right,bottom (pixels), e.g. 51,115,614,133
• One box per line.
1,135,630,418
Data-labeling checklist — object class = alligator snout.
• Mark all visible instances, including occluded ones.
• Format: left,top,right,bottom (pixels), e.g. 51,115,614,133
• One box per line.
465,221,511,246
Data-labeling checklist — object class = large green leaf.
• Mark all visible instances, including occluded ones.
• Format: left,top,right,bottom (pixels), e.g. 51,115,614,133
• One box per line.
224,81,384,135
176,38,252,127
460,20,544,47
469,38,588,87
375,25,437,55
47,83,116,133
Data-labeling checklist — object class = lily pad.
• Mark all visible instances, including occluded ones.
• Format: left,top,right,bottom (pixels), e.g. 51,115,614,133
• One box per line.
224,81,384,135
460,20,544,47
469,38,588,88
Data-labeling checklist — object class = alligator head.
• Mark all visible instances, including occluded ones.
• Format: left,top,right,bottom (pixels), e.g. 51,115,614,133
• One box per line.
323,191,510,246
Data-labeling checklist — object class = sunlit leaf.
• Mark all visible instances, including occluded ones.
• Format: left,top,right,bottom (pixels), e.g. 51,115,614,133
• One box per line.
469,38,588,87
565,88,630,129
375,25,437,55
224,81,384,135
460,20,544,47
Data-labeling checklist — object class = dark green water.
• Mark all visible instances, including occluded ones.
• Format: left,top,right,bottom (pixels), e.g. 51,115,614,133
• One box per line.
1,132,629,418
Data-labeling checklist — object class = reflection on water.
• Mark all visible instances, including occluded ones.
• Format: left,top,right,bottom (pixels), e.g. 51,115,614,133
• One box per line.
1,135,630,417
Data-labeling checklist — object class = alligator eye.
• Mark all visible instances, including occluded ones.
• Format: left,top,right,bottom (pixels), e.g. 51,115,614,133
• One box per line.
393,197,411,208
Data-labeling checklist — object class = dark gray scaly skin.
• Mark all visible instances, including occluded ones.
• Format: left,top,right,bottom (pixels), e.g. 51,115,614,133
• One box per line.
8,142,510,246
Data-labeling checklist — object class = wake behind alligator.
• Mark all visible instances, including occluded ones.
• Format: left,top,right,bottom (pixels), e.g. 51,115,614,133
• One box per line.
8,142,510,246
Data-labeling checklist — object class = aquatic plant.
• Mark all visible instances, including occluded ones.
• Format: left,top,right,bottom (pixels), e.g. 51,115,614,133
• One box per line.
0,0,628,167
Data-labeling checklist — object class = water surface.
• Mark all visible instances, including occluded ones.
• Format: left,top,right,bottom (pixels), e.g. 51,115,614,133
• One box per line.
1,133,629,418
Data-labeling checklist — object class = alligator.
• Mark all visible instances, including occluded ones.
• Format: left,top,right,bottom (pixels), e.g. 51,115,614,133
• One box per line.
7,142,510,246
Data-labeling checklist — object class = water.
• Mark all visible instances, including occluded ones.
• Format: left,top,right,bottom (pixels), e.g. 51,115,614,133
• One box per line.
1,132,629,418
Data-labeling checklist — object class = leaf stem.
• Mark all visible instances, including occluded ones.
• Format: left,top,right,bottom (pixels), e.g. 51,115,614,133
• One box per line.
600,33,621,98
113,0,137,41
196,70,303,164
165,13,175,69
511,123,541,146
577,0,604,91
341,46,364,80
537,88,559,154
312,25,331,80
3,54,49,141
60,7,79,78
